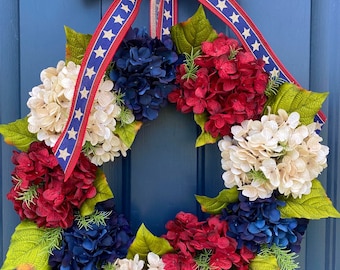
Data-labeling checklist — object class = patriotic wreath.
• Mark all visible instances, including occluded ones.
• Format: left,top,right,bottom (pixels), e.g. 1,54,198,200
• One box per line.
1,3,339,270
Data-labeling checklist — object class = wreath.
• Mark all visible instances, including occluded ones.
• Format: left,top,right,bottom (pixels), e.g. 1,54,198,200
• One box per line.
0,3,339,270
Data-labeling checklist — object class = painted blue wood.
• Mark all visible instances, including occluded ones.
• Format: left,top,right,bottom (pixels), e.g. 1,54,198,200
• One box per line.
19,0,103,116
0,0,20,263
1,1,340,269
309,1,340,269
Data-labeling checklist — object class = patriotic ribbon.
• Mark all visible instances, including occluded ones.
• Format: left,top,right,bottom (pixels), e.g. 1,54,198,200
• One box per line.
53,0,141,180
150,0,177,40
149,0,161,38
55,0,325,178
199,0,326,124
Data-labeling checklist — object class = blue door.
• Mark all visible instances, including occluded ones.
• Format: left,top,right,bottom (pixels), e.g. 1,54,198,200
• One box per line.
1,1,340,269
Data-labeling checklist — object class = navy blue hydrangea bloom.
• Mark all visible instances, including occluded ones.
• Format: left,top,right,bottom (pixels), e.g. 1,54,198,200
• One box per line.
111,27,178,121
48,199,134,270
221,193,309,253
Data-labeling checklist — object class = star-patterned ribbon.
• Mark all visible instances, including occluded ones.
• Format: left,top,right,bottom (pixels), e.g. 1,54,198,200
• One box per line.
53,0,142,180
54,0,325,179
199,0,326,124
150,0,177,40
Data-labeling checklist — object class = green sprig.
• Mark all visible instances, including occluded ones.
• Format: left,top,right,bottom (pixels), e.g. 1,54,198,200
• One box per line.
181,48,201,81
15,184,39,209
259,244,300,270
265,72,287,97
247,170,268,183
115,90,126,106
228,47,241,60
75,210,112,231
102,262,117,270
39,227,64,254
118,106,135,126
194,249,212,270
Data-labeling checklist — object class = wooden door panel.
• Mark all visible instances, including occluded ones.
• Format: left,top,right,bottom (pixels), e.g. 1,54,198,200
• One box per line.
2,1,340,269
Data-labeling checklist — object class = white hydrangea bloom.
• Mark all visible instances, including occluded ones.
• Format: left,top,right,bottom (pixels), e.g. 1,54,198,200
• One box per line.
147,252,165,270
219,108,329,200
27,60,133,165
113,253,164,270
114,254,145,270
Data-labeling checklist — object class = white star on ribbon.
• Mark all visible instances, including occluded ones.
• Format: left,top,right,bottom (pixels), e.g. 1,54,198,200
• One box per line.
74,108,83,120
164,9,172,20
315,121,323,131
129,0,136,4
121,3,131,13
103,29,115,41
270,67,280,77
242,28,251,39
113,14,125,25
162,27,170,35
251,40,261,51
165,0,170,3
58,148,70,161
67,127,78,140
229,12,240,24
85,67,96,79
262,55,270,65
94,46,106,58
80,87,89,99
216,0,227,11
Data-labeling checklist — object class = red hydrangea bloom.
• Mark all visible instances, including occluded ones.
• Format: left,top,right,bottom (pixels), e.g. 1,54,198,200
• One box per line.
7,141,97,228
168,33,269,138
162,212,255,269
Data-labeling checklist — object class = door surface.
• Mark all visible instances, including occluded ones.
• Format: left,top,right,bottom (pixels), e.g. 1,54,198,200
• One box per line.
1,1,340,269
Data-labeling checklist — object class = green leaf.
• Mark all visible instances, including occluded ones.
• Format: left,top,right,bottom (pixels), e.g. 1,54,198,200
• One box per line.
1,220,53,270
249,254,280,270
171,5,218,54
0,117,37,151
114,121,142,148
127,224,174,261
65,25,92,64
279,179,340,219
195,187,239,214
265,83,328,125
80,169,114,216
194,113,218,147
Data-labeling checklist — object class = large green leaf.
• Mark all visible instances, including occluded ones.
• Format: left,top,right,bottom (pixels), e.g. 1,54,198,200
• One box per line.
80,169,114,216
171,5,218,54
0,117,37,151
249,255,280,270
114,121,142,148
1,221,53,270
65,25,92,64
195,187,239,214
265,83,328,125
279,179,340,219
127,224,174,261
194,113,218,147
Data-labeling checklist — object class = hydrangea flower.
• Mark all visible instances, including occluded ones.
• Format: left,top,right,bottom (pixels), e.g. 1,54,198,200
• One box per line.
168,33,268,138
112,28,178,121
49,199,134,269
113,254,145,270
218,108,329,200
112,252,164,270
161,211,254,269
7,141,97,228
222,193,309,253
27,60,131,166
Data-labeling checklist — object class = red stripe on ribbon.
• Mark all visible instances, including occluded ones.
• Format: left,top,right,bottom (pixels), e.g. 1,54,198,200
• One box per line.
53,0,142,180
